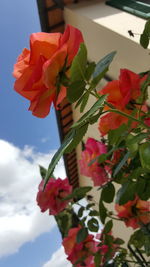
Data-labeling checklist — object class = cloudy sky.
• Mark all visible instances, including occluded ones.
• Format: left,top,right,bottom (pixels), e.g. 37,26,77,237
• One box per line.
0,1,71,266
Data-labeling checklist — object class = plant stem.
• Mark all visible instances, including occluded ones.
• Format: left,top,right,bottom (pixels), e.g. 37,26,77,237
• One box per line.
128,244,146,267
107,213,123,221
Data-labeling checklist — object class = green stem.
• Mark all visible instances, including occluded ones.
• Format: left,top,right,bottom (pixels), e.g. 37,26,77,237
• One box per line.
128,244,146,267
85,87,98,98
107,213,123,222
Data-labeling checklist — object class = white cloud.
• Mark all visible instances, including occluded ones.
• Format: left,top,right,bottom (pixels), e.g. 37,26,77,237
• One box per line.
41,137,50,143
0,139,66,258
43,247,71,267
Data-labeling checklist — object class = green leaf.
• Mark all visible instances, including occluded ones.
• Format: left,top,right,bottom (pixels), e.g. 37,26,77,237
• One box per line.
44,130,75,187
144,19,150,35
94,252,102,267
126,133,148,146
65,124,88,153
67,80,86,103
89,210,99,216
76,227,88,243
99,199,107,224
39,165,47,179
128,167,144,180
114,238,124,245
72,95,107,129
141,179,150,200
89,110,102,125
87,218,99,232
80,92,90,113
116,181,136,205
144,235,150,256
78,207,84,218
108,124,127,145
140,20,150,49
99,147,116,164
129,229,145,248
70,43,87,82
136,178,146,199
139,142,150,171
126,134,138,154
105,234,114,246
92,51,116,86
98,154,108,164
63,186,92,200
113,151,130,177
74,91,90,113
101,183,115,203
86,203,95,209
103,220,113,234
140,33,149,49
85,61,96,81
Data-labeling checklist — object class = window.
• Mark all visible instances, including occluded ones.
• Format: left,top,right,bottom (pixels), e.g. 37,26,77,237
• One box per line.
106,0,150,19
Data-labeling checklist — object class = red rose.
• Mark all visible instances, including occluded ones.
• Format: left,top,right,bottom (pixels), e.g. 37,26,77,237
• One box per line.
36,177,72,215
13,25,84,118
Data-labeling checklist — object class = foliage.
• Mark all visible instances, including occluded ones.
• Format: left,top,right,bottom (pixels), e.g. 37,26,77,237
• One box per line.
13,20,150,266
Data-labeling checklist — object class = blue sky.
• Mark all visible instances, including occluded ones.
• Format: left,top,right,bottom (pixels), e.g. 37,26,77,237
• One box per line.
0,0,59,152
0,1,70,267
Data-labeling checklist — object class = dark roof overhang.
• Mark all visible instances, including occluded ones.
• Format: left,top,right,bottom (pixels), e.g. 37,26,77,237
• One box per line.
36,0,82,188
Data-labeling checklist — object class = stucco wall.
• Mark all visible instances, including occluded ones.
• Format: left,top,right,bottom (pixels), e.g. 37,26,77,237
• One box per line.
64,0,149,245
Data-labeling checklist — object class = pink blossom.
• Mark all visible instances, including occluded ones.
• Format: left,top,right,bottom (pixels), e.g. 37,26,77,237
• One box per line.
79,138,109,186
36,177,72,215
144,117,150,127
62,226,97,266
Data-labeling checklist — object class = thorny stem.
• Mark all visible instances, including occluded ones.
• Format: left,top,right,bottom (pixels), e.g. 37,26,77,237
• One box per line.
135,247,148,266
128,244,147,267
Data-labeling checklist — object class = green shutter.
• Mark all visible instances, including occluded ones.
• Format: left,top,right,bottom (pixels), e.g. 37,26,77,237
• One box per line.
106,0,150,19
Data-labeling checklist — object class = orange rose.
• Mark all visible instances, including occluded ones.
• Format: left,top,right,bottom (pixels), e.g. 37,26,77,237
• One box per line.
115,197,150,229
13,25,84,118
98,69,147,136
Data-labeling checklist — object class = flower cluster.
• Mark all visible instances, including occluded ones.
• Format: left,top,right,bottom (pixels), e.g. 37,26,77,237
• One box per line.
13,25,84,117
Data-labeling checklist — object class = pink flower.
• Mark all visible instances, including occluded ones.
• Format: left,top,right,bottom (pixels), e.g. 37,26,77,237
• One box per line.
62,226,97,266
144,117,150,127
79,138,109,186
36,177,72,215
115,197,150,229
97,231,120,266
